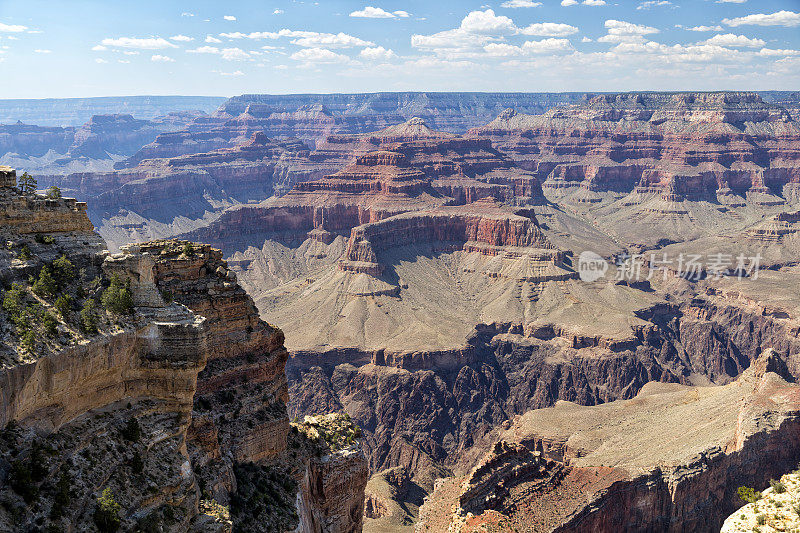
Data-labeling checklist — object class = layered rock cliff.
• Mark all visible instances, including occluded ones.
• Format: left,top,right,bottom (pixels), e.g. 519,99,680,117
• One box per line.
0,168,367,532
416,349,800,532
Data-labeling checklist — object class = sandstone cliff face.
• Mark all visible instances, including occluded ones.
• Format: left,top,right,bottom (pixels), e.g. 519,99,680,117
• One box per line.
0,171,367,532
416,349,800,533
470,93,800,207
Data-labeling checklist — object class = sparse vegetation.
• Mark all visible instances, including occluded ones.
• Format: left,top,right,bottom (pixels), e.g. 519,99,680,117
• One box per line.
17,172,37,195
182,241,196,257
738,486,761,504
54,294,73,318
79,299,98,334
33,265,59,298
131,450,144,474
101,274,134,315
45,185,61,199
94,488,121,533
770,478,787,494
34,233,55,245
121,417,141,442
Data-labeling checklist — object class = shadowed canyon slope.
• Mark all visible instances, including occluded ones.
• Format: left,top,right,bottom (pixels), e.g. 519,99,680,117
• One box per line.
6,91,800,532
0,167,367,532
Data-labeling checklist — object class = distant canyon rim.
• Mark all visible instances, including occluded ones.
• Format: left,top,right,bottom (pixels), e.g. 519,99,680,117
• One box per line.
2,90,800,532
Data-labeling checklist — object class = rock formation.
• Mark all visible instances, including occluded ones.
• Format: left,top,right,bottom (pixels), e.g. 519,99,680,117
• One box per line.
0,168,367,532
470,92,800,247
417,349,800,532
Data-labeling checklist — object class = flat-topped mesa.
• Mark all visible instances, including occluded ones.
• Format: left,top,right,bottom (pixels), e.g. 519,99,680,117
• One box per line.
338,200,568,277
0,165,16,188
297,150,431,196
0,167,94,235
469,92,800,202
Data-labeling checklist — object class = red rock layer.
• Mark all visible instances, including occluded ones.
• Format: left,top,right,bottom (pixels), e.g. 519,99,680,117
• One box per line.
470,92,800,200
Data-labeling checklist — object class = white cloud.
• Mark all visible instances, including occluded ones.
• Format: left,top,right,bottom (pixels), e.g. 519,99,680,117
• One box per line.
181,12,195,17
500,0,542,7
151,54,175,62
221,48,252,61
360,45,397,61
224,15,237,21
484,43,524,56
0,22,28,33
350,6,411,18
561,0,578,4
684,25,724,32
484,38,573,56
757,48,800,57
100,37,177,49
519,22,578,36
170,34,194,42
605,19,660,35
273,9,284,14
187,46,252,60
216,70,244,76
34,49,51,54
581,36,592,42
723,10,800,27
290,47,351,64
122,51,139,55
702,33,765,48
206,35,222,43
118,59,130,64
187,46,220,54
92,45,108,51
582,0,606,5
717,0,746,3
522,38,574,53
411,29,491,51
219,29,373,50
95,58,108,64
637,1,671,9
291,32,374,48
460,9,515,34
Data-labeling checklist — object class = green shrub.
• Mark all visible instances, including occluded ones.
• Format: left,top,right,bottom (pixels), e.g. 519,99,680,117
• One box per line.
21,328,37,353
50,469,71,519
9,459,38,503
3,282,26,316
94,488,121,533
101,275,134,315
51,255,75,287
131,451,144,474
54,294,73,318
34,234,55,245
80,300,98,335
42,311,58,337
18,244,32,260
182,242,195,257
738,486,761,504
45,186,61,199
121,417,141,442
33,266,58,299
756,514,766,525
770,478,786,493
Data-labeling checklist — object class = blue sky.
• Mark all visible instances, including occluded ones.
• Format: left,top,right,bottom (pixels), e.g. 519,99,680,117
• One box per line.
0,0,799,98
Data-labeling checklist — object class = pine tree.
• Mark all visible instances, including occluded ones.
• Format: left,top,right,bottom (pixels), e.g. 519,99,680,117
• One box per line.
17,172,37,195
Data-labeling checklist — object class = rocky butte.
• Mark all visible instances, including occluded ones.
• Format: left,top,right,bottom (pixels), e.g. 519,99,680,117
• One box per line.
470,92,800,248
0,166,367,532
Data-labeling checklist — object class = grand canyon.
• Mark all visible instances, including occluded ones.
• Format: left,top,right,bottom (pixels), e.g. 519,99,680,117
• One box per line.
2,1,800,532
